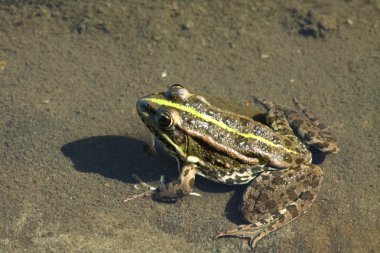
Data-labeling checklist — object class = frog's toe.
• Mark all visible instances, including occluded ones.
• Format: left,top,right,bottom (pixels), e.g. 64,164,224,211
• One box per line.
123,190,154,202
189,192,201,197
215,224,265,248
253,97,276,110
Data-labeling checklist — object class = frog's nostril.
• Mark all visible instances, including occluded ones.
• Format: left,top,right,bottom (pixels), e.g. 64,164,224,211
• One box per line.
139,101,154,113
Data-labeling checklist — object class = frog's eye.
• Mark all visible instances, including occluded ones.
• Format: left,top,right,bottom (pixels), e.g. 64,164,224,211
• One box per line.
170,84,184,89
165,84,191,101
157,111,173,128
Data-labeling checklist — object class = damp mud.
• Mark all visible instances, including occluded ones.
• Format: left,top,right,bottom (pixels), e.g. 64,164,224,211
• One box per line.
0,1,379,252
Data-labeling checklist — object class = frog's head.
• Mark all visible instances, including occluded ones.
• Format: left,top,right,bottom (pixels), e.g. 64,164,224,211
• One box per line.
136,85,194,160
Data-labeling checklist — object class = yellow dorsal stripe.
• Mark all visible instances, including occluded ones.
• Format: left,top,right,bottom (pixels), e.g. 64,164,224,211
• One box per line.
144,97,297,154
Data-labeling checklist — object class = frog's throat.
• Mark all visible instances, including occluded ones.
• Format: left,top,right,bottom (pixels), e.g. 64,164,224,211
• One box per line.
143,97,298,154
160,132,187,159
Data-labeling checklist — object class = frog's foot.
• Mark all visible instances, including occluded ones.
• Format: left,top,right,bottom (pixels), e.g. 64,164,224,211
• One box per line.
123,177,200,203
218,165,323,248
255,97,339,154
288,98,340,154
123,190,154,202
253,97,276,111
154,163,197,202
215,222,272,248
123,174,156,202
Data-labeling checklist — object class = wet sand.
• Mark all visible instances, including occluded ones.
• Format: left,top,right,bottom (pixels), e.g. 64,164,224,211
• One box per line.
0,1,379,252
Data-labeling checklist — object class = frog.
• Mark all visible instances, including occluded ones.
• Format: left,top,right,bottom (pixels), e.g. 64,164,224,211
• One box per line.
131,84,339,248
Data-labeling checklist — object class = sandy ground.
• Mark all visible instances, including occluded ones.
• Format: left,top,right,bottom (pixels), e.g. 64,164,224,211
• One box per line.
0,1,379,252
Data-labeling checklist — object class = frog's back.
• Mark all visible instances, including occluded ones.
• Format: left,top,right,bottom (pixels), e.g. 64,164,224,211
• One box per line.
178,99,305,169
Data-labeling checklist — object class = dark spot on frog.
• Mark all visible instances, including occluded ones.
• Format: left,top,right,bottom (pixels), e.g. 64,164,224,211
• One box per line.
286,204,299,218
283,153,293,163
299,191,314,201
186,118,194,125
261,174,270,181
183,168,190,177
286,188,298,200
304,131,315,141
266,117,274,125
272,176,286,185
291,119,303,128
258,193,269,202
317,123,327,130
265,200,277,212
310,176,320,188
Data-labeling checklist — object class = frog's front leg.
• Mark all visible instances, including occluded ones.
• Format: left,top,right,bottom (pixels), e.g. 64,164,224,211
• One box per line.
154,162,197,202
216,163,323,248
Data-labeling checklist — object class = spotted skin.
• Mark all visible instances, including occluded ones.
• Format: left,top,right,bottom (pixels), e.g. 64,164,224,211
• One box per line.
134,86,339,248
217,164,323,248
216,98,338,247
256,97,340,154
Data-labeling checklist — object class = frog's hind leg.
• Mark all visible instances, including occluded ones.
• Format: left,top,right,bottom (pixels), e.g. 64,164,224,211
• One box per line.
287,98,339,154
215,215,280,248
216,164,323,248
254,97,339,154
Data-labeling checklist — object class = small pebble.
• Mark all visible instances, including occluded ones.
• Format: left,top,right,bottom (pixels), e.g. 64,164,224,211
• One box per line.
0,61,6,71
182,20,193,30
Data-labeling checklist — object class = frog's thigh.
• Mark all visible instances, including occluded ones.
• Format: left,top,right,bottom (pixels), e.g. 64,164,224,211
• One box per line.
241,164,322,223
155,163,196,201
239,164,323,246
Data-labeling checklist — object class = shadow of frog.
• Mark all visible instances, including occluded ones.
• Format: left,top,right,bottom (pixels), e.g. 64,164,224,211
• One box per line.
61,135,326,223
61,135,179,184
60,135,233,195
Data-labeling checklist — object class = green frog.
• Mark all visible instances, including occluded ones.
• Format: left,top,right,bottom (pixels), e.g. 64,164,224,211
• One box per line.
133,84,339,247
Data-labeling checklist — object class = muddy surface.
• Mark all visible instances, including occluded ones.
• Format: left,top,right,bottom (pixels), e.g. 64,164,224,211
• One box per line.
0,1,379,252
